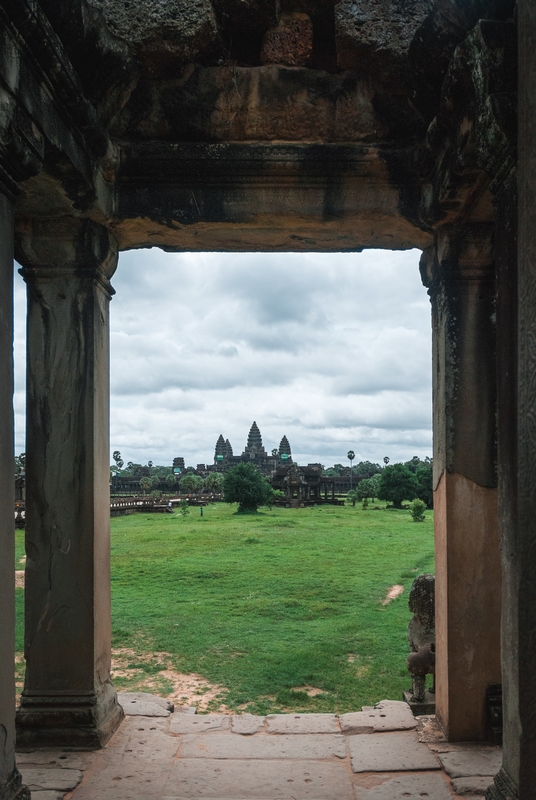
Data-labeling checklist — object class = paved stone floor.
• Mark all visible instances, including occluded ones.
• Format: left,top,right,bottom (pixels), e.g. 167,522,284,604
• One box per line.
17,697,502,800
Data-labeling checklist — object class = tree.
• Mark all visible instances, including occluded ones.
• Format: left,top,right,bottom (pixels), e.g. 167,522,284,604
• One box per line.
165,473,178,488
347,450,355,490
223,463,269,513
180,474,204,494
378,464,418,508
205,472,224,493
139,476,151,495
112,450,124,469
415,464,433,508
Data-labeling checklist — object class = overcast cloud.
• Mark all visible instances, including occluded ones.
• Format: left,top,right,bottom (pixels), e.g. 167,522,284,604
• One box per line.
13,249,432,469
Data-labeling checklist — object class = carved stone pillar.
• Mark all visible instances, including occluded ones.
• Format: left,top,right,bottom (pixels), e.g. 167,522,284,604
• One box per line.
0,195,29,799
422,224,502,741
16,218,123,748
486,3,536,795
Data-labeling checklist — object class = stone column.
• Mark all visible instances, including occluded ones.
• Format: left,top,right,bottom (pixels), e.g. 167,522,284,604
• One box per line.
423,224,502,741
16,218,123,748
486,3,536,795
0,195,29,799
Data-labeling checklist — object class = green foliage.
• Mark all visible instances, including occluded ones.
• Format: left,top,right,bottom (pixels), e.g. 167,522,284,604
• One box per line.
378,464,418,508
223,463,269,513
165,473,178,488
179,499,190,517
204,472,224,493
415,465,433,508
180,473,204,494
139,476,152,494
14,453,25,476
362,497,369,509
356,473,381,502
112,450,124,469
409,498,427,522
347,489,359,507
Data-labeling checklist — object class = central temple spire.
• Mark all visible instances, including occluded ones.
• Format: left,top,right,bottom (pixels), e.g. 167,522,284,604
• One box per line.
243,421,267,458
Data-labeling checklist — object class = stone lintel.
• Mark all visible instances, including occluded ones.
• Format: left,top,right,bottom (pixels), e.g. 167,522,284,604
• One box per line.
114,142,432,252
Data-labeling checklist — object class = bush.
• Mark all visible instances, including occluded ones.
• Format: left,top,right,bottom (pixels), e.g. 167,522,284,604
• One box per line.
409,498,426,522
179,499,190,517
347,489,359,507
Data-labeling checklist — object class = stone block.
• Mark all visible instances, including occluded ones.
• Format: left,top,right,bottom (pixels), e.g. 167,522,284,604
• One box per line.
451,775,495,795
403,689,436,716
19,768,83,791
231,714,266,735
357,772,453,798
169,713,230,734
16,752,92,770
438,750,503,779
349,732,440,772
88,0,220,63
261,13,313,67
30,793,64,800
266,713,339,734
340,700,417,733
162,757,355,798
118,691,172,716
334,0,429,80
180,733,347,759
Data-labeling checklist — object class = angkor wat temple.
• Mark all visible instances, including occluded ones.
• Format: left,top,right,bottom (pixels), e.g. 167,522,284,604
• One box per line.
212,421,292,475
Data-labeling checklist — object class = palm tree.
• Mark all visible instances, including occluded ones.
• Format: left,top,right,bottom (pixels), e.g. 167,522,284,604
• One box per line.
347,450,355,491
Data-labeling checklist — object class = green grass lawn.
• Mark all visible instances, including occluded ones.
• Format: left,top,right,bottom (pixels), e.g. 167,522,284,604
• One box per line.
15,502,434,714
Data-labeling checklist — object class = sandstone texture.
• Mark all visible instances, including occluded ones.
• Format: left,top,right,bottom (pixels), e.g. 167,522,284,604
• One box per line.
118,691,173,716
261,13,313,67
349,732,440,772
89,0,220,64
335,0,429,80
438,749,503,778
340,700,418,733
266,713,339,734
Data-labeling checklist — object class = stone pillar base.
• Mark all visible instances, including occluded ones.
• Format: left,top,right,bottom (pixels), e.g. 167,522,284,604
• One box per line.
0,770,30,800
485,769,518,800
16,683,123,749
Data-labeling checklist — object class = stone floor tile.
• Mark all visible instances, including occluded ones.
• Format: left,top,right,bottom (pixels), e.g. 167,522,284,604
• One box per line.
118,691,173,716
341,701,417,734
117,716,180,763
438,750,502,778
231,714,266,735
350,732,440,772
68,759,172,799
30,792,64,800
170,713,230,734
19,768,83,791
16,752,92,770
162,757,356,798
354,772,452,799
451,775,494,794
179,732,347,759
266,713,339,734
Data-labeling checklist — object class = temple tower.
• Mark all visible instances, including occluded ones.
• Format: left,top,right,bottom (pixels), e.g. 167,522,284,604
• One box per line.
243,421,267,459
225,439,233,457
279,436,292,458
214,435,226,463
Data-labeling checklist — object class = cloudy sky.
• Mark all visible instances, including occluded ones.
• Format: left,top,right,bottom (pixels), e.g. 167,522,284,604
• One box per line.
13,248,432,469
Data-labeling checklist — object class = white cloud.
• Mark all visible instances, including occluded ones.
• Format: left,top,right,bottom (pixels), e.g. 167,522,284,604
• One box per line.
13,249,432,468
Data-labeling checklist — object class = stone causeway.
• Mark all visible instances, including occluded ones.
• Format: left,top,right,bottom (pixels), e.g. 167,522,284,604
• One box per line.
16,696,502,799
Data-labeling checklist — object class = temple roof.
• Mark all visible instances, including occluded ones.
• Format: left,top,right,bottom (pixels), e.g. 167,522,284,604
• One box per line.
279,435,291,456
